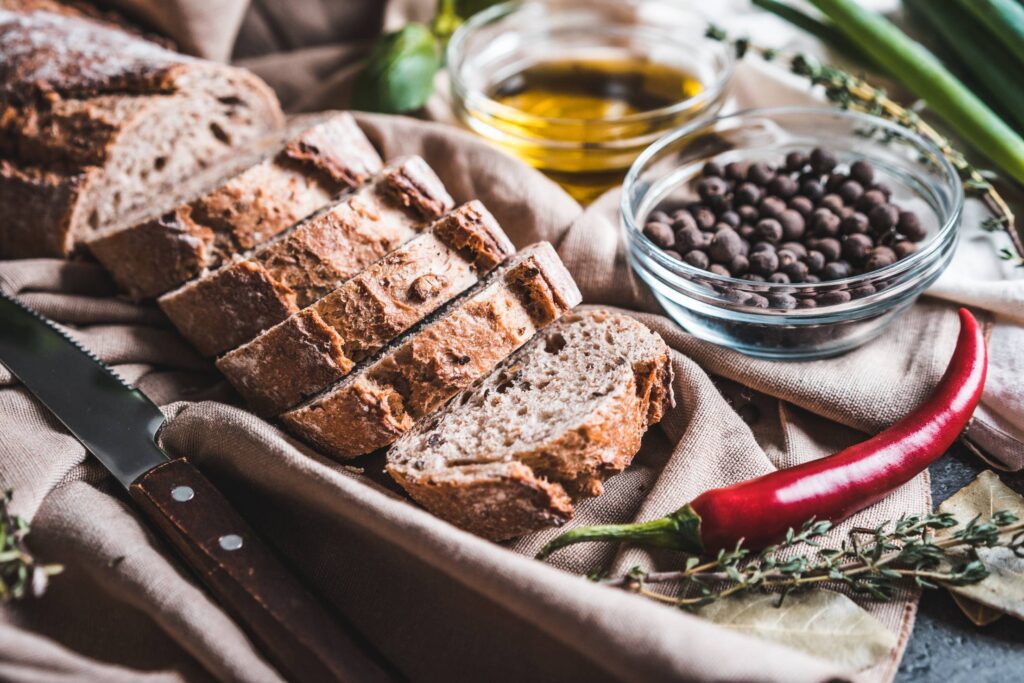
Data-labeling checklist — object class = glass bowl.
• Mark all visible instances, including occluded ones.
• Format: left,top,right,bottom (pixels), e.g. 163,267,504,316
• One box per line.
622,107,964,360
447,0,734,203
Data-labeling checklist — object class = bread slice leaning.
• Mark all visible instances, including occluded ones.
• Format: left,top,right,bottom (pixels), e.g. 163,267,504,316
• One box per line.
87,112,382,300
217,200,516,416
0,10,284,258
386,309,674,541
281,242,582,460
158,156,454,357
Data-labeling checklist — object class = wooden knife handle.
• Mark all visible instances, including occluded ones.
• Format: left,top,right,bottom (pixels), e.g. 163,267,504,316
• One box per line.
130,458,395,683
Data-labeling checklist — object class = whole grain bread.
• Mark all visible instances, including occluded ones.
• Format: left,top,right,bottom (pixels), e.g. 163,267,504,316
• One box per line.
158,156,455,357
87,111,382,300
0,10,284,258
217,200,516,415
386,309,674,541
280,242,582,460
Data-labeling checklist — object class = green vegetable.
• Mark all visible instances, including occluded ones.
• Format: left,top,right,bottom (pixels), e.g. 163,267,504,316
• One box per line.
955,0,1024,67
808,0,1024,185
752,0,876,69
905,0,1024,132
351,23,441,114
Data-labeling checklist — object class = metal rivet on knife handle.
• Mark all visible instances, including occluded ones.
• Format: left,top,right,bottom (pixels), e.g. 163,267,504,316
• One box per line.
219,534,244,551
171,485,195,502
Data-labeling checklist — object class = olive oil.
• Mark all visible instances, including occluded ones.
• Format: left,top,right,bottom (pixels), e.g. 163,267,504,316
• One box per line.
466,57,705,202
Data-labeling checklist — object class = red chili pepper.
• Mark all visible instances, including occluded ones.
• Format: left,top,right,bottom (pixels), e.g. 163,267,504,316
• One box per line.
537,308,987,560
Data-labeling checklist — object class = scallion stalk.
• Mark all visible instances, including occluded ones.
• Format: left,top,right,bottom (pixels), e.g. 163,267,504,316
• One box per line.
954,0,1024,67
808,0,1024,185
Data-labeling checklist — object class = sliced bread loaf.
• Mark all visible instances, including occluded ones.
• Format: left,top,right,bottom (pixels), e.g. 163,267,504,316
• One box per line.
158,156,455,357
0,10,284,258
280,242,582,460
386,309,674,541
87,111,382,300
216,200,516,415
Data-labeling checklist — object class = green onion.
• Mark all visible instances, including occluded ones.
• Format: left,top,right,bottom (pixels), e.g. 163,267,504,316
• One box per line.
954,0,1024,67
808,0,1024,185
751,0,875,68
905,0,1024,133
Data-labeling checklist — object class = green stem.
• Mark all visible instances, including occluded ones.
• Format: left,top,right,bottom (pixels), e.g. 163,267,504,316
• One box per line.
955,0,1024,67
808,0,1024,185
905,0,1024,133
751,0,877,69
536,505,703,560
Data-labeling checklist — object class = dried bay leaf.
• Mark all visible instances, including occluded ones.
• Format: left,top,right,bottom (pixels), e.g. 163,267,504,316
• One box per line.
950,593,1004,627
937,470,1024,622
696,590,897,670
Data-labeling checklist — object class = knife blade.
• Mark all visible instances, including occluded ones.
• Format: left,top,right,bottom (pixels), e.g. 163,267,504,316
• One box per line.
0,291,395,683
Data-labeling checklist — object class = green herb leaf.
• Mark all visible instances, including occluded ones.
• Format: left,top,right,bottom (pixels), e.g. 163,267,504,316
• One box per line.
936,471,1024,622
351,23,441,114
696,590,897,670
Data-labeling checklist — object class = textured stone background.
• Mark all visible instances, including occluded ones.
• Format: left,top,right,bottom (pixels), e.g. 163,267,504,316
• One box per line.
897,446,1024,682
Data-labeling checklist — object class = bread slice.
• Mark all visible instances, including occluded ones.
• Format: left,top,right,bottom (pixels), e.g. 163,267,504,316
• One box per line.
280,242,582,460
158,157,454,357
87,112,382,300
216,200,516,416
386,309,674,541
0,10,284,258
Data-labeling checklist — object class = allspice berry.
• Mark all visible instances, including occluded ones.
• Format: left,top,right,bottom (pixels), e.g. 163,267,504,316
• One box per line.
768,175,798,199
709,227,743,263
643,221,675,249
788,195,814,218
838,180,864,205
868,203,899,232
747,162,775,185
893,241,918,259
758,196,787,219
754,218,784,243
810,208,841,237
849,160,874,186
749,249,780,276
785,151,808,172
698,176,729,204
778,209,806,240
672,211,698,233
840,212,869,235
843,233,874,261
809,147,838,174
897,211,927,241
865,246,897,271
683,250,709,269
855,189,886,213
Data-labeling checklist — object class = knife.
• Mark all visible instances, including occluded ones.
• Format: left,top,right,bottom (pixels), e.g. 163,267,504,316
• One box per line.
0,291,396,683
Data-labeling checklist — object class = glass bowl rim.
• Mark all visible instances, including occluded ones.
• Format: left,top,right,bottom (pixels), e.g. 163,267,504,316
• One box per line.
446,0,736,128
621,105,965,292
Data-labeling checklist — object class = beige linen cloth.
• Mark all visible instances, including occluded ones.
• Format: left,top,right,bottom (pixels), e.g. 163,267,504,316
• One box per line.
2,2,1023,682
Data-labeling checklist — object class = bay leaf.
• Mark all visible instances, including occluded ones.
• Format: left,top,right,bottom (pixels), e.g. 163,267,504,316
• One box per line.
949,593,1003,627
937,470,1024,622
696,590,896,670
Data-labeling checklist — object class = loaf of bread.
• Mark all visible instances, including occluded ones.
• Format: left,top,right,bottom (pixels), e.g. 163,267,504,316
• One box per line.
87,112,382,300
158,156,455,357
386,309,674,540
280,242,582,460
217,200,516,415
0,10,284,258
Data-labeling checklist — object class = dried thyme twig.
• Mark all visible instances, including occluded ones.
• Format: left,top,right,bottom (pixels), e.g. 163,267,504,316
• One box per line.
597,512,1024,609
0,490,61,602
706,26,1023,265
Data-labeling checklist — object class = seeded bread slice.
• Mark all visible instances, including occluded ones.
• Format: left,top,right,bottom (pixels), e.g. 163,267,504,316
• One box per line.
87,111,382,300
280,242,582,460
386,309,674,541
0,10,284,258
216,200,515,415
158,157,454,357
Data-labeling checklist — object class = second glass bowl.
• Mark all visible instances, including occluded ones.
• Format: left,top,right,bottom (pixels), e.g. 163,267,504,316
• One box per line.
623,107,963,360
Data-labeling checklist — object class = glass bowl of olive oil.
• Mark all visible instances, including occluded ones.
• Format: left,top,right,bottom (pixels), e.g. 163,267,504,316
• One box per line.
447,0,734,204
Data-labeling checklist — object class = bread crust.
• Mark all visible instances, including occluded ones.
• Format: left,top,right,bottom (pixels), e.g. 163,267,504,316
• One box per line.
87,113,381,299
216,200,515,415
159,157,455,357
386,309,674,541
281,242,582,460
0,10,284,258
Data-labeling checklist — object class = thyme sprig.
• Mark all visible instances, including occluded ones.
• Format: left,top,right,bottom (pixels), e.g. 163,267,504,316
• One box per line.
598,512,1024,609
706,26,1023,266
0,490,61,602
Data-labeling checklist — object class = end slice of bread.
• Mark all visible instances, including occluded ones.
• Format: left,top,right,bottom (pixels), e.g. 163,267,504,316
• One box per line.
158,156,454,357
386,309,674,541
280,242,582,460
87,112,382,300
216,200,515,416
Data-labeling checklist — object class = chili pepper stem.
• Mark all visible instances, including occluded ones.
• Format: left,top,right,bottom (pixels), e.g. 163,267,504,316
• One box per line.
536,505,703,560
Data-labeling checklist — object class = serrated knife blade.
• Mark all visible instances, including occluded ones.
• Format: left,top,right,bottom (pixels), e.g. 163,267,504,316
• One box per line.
0,291,167,485
0,290,393,683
